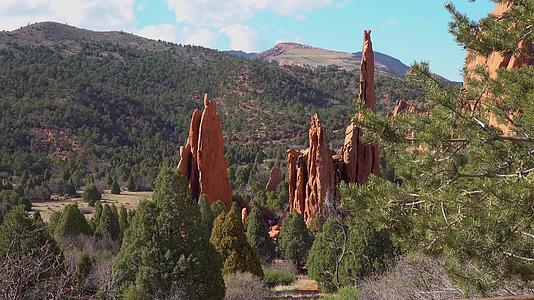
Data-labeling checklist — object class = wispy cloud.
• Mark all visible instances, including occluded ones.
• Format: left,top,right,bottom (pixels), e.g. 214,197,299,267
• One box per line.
335,0,351,9
381,18,399,28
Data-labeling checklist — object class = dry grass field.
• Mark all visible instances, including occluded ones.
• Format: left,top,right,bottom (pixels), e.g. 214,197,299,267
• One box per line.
32,190,152,222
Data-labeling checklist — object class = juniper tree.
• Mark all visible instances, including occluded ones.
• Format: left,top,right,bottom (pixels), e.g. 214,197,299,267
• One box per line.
199,194,214,234
347,0,534,294
113,167,225,299
278,212,313,269
95,205,121,241
118,206,129,235
210,209,264,278
111,179,120,195
54,204,92,239
246,205,274,264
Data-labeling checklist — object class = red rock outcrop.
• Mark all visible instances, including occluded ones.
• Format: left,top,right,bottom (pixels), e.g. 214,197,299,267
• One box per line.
464,2,533,135
178,94,233,209
266,167,283,192
287,30,381,225
341,30,381,185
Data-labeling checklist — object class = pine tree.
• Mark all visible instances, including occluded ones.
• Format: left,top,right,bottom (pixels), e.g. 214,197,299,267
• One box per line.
279,212,313,269
199,194,214,234
113,167,224,299
54,204,92,238
105,172,113,186
246,205,274,264
91,201,103,231
127,174,136,192
346,1,534,292
210,209,263,278
111,178,121,194
96,205,121,240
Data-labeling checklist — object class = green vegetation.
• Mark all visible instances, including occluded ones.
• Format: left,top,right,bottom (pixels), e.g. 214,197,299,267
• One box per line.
279,212,314,269
111,179,121,194
113,168,224,299
95,204,121,241
199,194,214,235
210,209,264,278
262,267,295,287
246,205,275,264
307,215,396,292
82,184,101,206
54,203,92,238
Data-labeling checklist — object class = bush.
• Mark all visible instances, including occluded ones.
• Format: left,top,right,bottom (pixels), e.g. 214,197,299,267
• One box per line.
321,286,359,300
224,272,270,300
357,254,465,300
262,267,295,287
82,184,101,206
127,174,136,191
308,216,396,293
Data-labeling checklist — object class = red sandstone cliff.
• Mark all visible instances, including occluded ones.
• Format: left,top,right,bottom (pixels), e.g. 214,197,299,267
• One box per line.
178,94,233,209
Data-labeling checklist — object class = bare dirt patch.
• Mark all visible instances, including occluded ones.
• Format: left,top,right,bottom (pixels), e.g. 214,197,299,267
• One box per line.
32,190,152,222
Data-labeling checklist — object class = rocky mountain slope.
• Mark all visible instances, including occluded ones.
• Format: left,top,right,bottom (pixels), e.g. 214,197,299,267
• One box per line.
233,42,410,76
0,22,424,182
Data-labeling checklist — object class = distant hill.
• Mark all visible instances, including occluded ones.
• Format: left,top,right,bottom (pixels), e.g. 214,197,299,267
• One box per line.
0,22,424,186
226,42,410,76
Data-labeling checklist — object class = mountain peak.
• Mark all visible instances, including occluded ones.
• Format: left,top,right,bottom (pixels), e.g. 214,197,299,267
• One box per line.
252,42,409,76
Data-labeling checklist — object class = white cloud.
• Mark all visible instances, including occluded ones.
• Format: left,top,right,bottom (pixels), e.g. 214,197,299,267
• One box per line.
183,27,218,48
335,0,351,9
166,0,331,27
136,24,179,42
136,24,218,48
0,0,135,31
221,24,258,52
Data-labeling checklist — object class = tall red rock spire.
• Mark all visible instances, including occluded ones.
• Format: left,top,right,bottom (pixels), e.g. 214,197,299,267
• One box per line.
178,94,233,209
342,30,380,185
287,30,381,225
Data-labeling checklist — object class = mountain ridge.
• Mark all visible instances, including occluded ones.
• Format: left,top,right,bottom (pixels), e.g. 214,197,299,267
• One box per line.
228,42,410,76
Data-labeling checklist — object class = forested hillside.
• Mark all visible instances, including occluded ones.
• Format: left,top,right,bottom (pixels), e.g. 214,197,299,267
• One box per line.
0,22,422,188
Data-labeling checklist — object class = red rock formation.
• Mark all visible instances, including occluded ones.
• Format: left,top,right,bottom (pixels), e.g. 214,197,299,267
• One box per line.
389,99,417,117
287,30,381,225
288,114,339,224
464,2,533,135
266,167,283,192
341,30,380,185
178,94,233,209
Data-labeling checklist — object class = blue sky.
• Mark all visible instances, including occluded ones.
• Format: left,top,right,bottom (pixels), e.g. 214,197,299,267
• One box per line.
0,0,495,81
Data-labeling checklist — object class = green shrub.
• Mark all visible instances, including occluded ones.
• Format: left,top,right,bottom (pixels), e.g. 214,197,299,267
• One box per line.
111,179,121,194
262,267,295,287
321,286,359,300
82,184,101,206
279,212,313,269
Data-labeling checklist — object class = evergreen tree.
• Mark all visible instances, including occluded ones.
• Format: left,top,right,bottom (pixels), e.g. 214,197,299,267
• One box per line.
0,206,59,260
82,184,101,207
111,178,121,194
54,204,92,238
199,194,214,234
347,1,534,293
47,211,63,236
64,179,76,196
246,205,274,264
96,205,121,241
118,206,129,235
307,216,396,293
91,200,103,231
211,200,225,219
210,209,263,278
279,212,314,269
113,167,224,299
127,174,136,192
105,172,113,186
